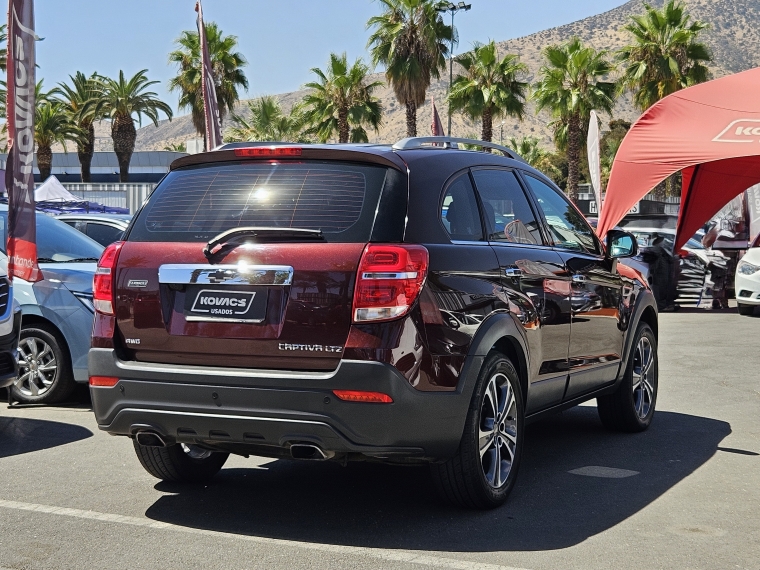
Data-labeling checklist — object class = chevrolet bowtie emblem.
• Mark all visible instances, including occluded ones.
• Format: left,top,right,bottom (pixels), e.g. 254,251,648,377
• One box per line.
207,269,235,284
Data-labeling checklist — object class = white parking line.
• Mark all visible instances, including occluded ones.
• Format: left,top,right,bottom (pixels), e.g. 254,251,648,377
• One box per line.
0,499,531,570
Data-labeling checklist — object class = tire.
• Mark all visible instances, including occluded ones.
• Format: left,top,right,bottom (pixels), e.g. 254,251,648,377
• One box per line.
133,440,229,483
737,303,755,316
431,352,524,509
597,323,658,432
11,323,75,404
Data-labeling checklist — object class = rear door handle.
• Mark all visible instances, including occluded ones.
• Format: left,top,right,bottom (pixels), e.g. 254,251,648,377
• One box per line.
572,274,587,283
505,268,523,278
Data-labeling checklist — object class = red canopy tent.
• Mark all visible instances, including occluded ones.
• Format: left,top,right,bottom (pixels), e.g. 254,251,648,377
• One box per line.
597,66,760,251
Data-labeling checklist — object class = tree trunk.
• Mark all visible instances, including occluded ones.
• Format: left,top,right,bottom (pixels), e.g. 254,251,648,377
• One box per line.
481,106,493,143
338,106,349,143
566,113,581,202
37,144,52,182
405,100,417,137
78,121,95,183
112,113,136,183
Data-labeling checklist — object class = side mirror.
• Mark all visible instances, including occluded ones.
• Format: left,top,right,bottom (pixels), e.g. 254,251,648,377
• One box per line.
607,230,638,259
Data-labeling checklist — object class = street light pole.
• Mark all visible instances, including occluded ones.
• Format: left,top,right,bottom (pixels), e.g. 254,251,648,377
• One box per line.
437,2,471,137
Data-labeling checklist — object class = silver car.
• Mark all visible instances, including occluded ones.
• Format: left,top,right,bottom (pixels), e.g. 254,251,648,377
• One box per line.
0,260,21,391
56,213,131,247
0,205,103,403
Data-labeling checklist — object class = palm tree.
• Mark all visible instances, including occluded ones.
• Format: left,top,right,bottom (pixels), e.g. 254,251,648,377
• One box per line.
0,24,7,72
300,53,383,143
533,38,616,201
449,41,527,142
618,0,710,112
168,22,248,141
34,82,80,181
52,72,105,183
367,0,453,137
227,96,304,143
99,70,173,182
508,136,561,177
163,142,187,152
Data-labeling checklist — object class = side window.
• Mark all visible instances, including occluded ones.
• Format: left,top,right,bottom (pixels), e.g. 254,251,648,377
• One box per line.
440,173,483,241
523,174,600,254
86,223,123,247
471,169,542,245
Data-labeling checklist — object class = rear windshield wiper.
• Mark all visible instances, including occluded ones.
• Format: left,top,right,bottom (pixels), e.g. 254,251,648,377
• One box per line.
37,257,100,263
204,226,325,260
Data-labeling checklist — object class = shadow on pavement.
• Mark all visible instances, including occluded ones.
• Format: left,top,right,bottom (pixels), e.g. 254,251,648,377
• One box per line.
0,416,93,458
145,407,730,552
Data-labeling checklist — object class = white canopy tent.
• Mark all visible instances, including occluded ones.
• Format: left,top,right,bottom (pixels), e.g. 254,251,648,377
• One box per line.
34,176,79,202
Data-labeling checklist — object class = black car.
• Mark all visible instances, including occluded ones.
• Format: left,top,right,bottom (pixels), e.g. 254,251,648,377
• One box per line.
89,138,658,509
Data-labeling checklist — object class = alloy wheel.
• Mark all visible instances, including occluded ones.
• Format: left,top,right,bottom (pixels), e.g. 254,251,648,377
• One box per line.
632,337,655,419
478,372,518,488
15,336,58,398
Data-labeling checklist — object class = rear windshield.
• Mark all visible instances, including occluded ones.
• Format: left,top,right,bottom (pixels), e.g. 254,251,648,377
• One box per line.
128,161,389,243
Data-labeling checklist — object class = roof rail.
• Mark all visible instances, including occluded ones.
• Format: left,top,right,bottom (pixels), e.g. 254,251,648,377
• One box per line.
392,136,527,163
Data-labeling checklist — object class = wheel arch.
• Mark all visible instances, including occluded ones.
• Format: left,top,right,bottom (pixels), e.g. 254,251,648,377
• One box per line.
19,314,74,368
465,312,530,402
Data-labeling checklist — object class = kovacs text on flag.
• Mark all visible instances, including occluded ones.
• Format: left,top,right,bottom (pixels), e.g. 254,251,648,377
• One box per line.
6,0,41,282
196,0,222,151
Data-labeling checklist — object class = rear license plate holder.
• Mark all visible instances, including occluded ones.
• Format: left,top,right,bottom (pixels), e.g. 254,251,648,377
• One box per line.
183,285,268,323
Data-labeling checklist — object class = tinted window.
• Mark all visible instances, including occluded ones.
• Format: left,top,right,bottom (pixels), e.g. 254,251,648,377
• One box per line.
0,212,104,261
523,175,600,254
441,173,483,241
86,223,123,247
129,161,389,243
471,169,542,245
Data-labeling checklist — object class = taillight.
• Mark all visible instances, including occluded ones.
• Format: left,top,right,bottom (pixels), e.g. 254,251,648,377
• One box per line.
352,244,429,323
93,241,124,315
234,147,302,157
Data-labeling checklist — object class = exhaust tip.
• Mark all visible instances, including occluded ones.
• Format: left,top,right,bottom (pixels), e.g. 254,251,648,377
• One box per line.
290,443,334,461
135,431,167,448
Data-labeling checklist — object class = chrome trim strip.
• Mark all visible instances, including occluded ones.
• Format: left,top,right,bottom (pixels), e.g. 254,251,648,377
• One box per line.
117,408,329,427
361,271,418,280
185,316,265,324
158,264,293,286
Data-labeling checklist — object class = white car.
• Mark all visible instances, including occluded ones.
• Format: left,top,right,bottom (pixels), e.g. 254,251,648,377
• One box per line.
735,233,760,316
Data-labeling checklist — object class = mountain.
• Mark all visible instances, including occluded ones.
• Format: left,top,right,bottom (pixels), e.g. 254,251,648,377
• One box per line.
128,0,760,151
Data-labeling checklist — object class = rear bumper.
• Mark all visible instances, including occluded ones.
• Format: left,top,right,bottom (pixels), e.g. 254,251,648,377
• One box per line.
0,310,21,388
89,349,478,460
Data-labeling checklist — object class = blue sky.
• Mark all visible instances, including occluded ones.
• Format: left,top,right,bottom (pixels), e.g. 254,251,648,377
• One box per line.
35,0,625,117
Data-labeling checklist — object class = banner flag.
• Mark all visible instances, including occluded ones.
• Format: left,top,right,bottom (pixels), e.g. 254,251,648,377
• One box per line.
6,0,41,282
587,110,603,219
431,97,445,136
196,0,222,151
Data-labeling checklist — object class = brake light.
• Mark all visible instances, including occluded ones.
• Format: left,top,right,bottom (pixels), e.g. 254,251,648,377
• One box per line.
234,147,302,157
333,390,393,403
89,376,119,387
93,241,124,315
352,244,429,322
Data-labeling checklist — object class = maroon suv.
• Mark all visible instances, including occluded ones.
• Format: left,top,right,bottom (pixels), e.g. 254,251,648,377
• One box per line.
90,139,658,509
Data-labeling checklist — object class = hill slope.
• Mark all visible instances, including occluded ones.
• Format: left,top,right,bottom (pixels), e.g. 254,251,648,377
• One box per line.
128,0,760,151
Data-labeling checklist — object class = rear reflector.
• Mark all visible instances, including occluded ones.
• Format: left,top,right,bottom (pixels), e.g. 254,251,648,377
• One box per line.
332,390,393,403
89,376,119,387
93,241,124,315
352,244,429,323
234,147,302,157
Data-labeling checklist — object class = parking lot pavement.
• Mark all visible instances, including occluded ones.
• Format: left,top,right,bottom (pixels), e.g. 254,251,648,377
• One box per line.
0,308,758,570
